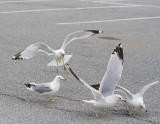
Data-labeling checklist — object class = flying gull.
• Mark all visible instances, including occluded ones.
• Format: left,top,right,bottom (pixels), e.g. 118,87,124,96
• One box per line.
67,43,125,117
25,75,66,102
116,81,159,115
12,30,103,73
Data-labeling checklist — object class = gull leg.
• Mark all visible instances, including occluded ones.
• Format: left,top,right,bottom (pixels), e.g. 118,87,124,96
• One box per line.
95,112,100,118
95,109,100,118
56,62,59,73
128,106,134,115
63,59,66,71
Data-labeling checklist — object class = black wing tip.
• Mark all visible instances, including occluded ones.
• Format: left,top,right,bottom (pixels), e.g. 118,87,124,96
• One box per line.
66,63,70,68
90,84,100,90
66,64,80,81
12,56,23,60
25,83,31,88
118,43,122,48
12,50,24,60
113,43,123,62
85,30,103,34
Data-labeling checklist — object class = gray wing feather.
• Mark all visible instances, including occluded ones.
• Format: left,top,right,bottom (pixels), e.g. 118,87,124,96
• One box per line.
32,84,52,94
61,30,103,50
115,85,133,98
12,42,54,60
136,81,159,97
99,43,123,97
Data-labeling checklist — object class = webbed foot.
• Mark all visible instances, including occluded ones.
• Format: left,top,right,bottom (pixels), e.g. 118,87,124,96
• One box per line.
129,109,134,115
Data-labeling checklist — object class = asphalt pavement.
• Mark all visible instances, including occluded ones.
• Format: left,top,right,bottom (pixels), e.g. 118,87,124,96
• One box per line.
0,0,160,123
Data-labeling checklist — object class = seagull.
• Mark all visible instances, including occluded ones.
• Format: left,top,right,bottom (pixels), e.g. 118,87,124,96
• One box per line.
25,75,66,102
67,43,125,117
12,30,102,73
116,81,159,115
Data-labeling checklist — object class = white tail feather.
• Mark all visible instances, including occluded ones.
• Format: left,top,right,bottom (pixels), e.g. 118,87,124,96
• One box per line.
47,54,72,66
26,87,34,91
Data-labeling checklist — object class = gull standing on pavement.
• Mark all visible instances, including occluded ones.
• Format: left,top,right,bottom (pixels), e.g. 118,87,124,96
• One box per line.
25,75,66,102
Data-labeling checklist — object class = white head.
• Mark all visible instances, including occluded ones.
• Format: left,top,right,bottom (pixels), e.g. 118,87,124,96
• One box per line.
139,102,147,112
55,75,66,82
58,49,65,58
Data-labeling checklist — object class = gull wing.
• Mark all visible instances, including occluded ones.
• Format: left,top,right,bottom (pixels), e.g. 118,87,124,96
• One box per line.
67,64,103,100
33,84,52,94
115,85,133,98
99,43,123,97
12,42,54,60
61,30,103,50
25,83,52,94
136,81,159,97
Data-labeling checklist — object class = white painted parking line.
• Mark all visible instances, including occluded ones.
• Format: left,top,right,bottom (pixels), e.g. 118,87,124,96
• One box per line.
0,0,54,4
0,5,141,14
139,5,160,8
80,0,160,8
80,0,137,6
56,16,160,25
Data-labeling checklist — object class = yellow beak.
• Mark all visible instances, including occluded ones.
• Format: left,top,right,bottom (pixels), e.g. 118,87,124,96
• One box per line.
62,54,65,58
144,107,147,112
61,78,66,81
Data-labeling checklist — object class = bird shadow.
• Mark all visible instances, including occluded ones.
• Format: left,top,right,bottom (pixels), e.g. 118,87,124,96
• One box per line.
98,36,121,40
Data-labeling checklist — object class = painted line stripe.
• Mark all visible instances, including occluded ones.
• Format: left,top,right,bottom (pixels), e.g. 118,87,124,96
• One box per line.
80,0,140,6
0,5,141,14
56,16,160,25
80,0,160,8
0,0,54,4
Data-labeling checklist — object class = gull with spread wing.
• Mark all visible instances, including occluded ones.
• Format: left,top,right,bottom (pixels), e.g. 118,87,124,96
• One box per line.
12,30,102,73
25,75,66,102
116,81,159,115
67,43,125,117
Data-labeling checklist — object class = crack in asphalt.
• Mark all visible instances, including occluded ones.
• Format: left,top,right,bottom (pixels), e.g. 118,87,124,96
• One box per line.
0,92,26,101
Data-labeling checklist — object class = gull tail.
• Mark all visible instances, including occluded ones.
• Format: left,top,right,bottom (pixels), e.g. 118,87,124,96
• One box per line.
25,83,35,91
63,54,72,64
25,84,32,88
47,54,72,66
47,59,57,66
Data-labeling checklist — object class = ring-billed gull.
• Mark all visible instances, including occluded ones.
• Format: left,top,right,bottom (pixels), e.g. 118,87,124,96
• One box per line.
116,81,159,115
67,43,125,117
12,30,102,73
25,75,66,102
